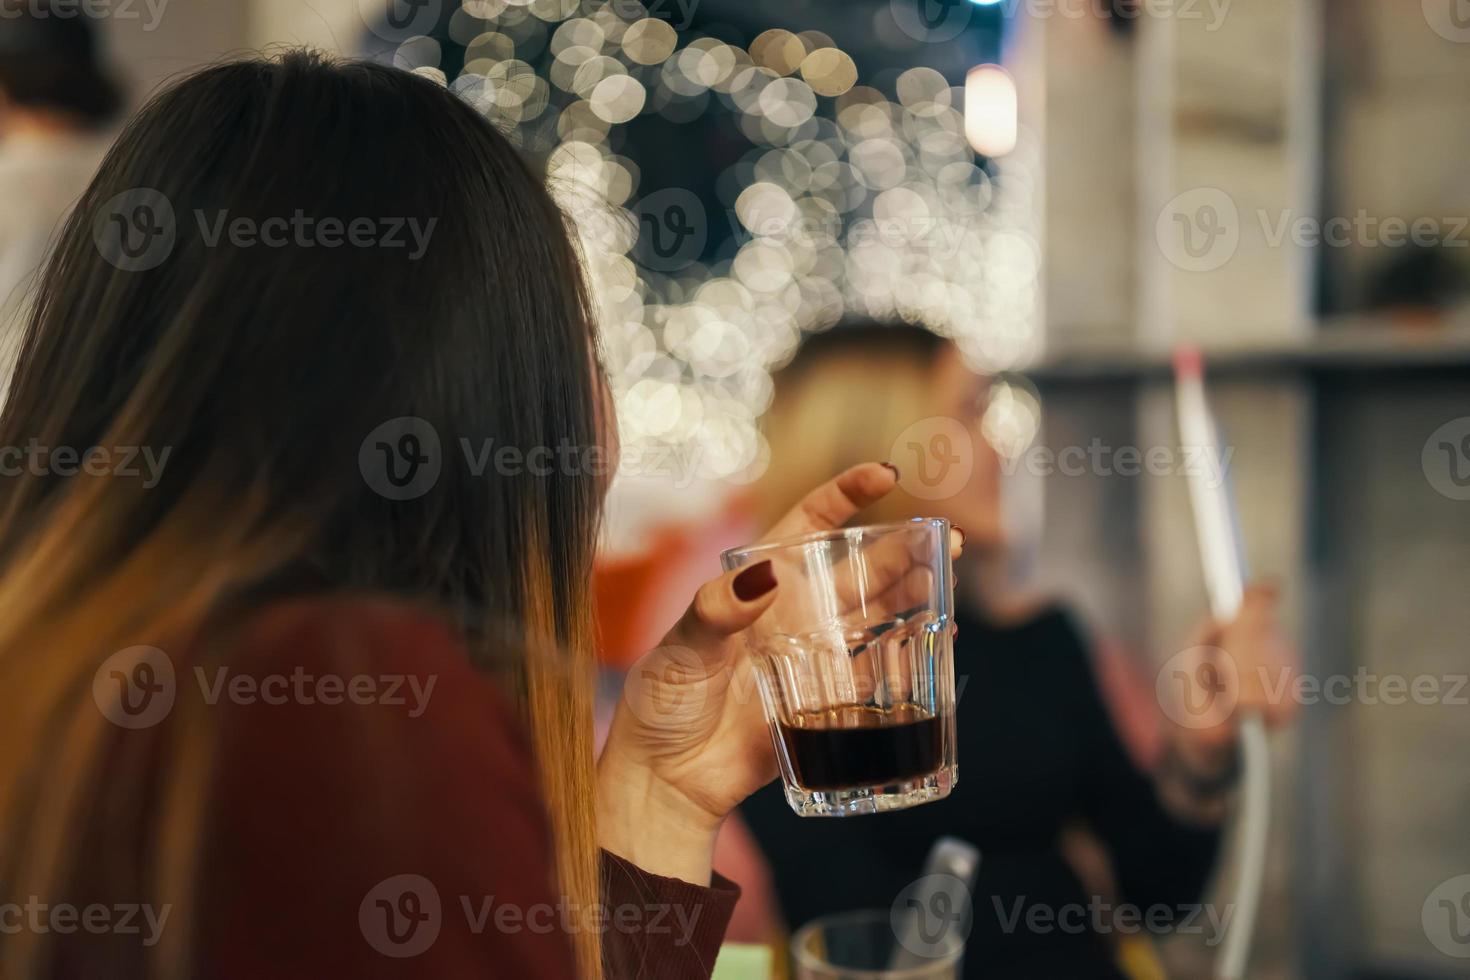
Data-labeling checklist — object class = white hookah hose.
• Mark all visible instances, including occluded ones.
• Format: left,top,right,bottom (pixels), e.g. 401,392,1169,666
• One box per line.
1173,350,1271,980
1218,714,1270,980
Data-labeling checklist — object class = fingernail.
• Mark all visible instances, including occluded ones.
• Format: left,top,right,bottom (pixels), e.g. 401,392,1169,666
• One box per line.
733,560,777,602
952,525,966,547
881,461,901,482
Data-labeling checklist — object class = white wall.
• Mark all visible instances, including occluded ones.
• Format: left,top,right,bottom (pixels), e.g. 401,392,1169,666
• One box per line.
100,0,365,107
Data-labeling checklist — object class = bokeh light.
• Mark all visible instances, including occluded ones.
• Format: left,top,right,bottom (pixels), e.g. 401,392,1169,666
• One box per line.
431,1,1039,481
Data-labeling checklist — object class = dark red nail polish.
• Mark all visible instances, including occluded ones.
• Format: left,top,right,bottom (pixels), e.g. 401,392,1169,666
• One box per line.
952,525,966,546
881,461,901,482
734,560,777,602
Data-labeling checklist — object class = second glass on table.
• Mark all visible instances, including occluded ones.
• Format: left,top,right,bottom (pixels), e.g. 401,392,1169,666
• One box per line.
793,910,963,979
722,518,957,817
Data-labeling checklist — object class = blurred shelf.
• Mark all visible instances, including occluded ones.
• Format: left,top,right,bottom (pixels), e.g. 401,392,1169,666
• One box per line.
1024,315,1470,384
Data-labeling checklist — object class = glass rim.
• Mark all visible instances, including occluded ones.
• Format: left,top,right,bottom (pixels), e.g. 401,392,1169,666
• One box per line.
790,908,963,977
721,517,949,564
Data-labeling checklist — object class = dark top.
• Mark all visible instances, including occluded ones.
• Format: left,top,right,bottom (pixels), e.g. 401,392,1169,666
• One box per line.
59,598,736,979
740,603,1221,979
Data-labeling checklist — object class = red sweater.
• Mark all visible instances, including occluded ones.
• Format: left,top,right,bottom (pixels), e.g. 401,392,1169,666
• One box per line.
60,599,737,978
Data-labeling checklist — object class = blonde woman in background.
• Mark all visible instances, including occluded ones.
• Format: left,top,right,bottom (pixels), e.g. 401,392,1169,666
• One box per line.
734,321,1296,979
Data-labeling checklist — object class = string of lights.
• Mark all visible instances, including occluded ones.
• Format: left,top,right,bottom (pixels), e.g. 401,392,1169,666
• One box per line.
390,0,1041,482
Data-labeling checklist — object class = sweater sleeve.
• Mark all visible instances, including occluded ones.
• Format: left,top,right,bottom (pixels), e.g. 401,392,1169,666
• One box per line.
196,599,578,979
194,598,737,979
599,849,741,980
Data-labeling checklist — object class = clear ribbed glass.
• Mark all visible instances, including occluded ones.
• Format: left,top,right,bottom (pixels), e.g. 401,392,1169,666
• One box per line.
723,519,957,817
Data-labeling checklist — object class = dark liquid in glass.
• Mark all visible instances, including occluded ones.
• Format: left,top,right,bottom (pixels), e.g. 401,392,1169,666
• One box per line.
777,703,943,791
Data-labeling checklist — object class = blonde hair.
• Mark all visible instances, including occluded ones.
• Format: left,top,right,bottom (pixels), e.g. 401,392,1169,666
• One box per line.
759,324,949,529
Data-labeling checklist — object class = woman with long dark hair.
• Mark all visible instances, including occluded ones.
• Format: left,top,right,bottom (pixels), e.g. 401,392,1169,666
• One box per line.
0,51,958,978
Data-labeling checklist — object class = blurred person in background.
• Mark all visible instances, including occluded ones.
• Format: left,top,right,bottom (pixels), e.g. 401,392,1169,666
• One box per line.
732,321,1297,979
0,0,121,375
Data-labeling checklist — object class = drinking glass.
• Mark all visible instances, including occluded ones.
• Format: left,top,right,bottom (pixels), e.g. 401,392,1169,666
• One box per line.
792,910,963,979
722,518,957,817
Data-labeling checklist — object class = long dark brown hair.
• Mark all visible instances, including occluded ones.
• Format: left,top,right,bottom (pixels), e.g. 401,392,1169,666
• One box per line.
0,50,605,976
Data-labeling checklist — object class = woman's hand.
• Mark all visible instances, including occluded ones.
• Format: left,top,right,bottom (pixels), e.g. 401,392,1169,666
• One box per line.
1159,582,1297,818
596,462,963,884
